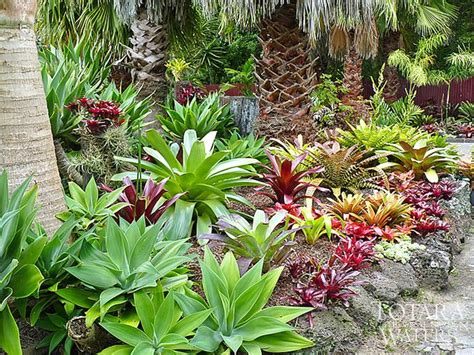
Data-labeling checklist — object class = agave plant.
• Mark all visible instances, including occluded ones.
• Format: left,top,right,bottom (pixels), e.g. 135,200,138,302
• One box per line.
116,129,260,235
310,141,390,196
63,218,191,326
174,248,314,354
99,290,212,355
101,177,184,225
157,93,235,140
57,178,127,231
0,171,47,354
380,140,457,183
200,210,298,272
259,151,324,204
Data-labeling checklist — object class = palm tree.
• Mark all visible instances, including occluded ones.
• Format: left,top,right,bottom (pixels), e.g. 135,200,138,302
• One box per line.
196,0,381,138
113,0,197,104
0,0,65,234
379,0,457,101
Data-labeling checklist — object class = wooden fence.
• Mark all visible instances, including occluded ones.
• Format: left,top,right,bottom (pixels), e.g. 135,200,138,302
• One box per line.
363,77,474,107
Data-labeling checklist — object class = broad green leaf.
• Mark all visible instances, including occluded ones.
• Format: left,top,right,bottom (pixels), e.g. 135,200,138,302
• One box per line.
0,306,21,355
100,323,151,346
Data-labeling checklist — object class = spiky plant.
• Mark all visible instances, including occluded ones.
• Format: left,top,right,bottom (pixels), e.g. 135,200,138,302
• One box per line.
308,141,390,196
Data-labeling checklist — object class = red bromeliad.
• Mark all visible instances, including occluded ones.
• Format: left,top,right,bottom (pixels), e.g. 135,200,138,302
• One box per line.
343,221,374,239
66,98,124,135
102,177,185,224
332,237,376,269
258,151,324,204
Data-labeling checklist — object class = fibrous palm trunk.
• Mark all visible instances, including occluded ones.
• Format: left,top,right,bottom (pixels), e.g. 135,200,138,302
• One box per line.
342,43,363,101
0,0,64,234
382,31,402,103
126,9,169,108
254,3,318,140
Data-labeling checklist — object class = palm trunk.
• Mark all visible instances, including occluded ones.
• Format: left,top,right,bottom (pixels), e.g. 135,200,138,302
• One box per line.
0,0,65,234
342,37,363,101
127,8,168,121
382,31,401,102
254,3,318,140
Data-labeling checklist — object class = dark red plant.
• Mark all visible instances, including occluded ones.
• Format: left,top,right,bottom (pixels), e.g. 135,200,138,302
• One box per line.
66,98,124,135
419,181,456,200
417,201,445,218
287,257,319,279
456,124,474,138
258,151,324,204
422,124,440,134
332,237,376,269
101,177,184,225
413,217,450,235
344,221,374,239
266,202,302,220
176,83,206,105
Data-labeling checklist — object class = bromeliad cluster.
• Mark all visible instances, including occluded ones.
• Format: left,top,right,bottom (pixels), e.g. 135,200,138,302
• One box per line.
175,82,206,105
403,179,455,236
66,97,124,134
288,236,376,326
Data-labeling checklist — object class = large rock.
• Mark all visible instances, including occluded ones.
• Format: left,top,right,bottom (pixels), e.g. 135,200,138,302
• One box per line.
293,307,363,354
347,286,383,328
379,259,419,296
410,245,452,290
362,271,400,303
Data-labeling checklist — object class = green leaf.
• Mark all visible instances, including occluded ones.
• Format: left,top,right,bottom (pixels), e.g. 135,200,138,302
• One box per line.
100,323,151,347
98,345,134,355
66,265,119,289
0,306,21,355
10,264,43,298
191,326,222,352
424,168,439,183
170,309,213,337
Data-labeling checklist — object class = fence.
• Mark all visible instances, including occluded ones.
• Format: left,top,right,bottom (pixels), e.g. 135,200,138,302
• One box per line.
363,77,474,107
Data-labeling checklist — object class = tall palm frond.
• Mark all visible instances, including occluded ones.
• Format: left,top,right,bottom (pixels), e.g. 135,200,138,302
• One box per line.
196,0,380,45
36,0,129,52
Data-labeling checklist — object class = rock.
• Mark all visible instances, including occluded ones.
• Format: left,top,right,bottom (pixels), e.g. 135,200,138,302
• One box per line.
379,259,419,296
363,271,400,303
347,286,383,328
410,247,452,289
440,178,472,254
293,307,363,354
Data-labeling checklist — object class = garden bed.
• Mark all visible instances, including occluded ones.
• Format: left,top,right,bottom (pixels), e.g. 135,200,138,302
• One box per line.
288,178,472,353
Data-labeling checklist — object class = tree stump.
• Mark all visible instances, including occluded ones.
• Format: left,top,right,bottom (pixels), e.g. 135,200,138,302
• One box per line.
220,96,259,135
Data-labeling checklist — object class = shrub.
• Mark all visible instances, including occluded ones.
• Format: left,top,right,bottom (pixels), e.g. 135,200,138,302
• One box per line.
294,207,335,245
157,93,235,140
174,248,314,353
57,178,127,231
259,152,324,204
200,210,297,272
337,120,426,151
116,129,260,235
332,237,377,270
375,235,426,264
215,132,268,164
39,38,111,144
